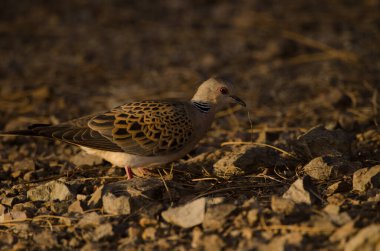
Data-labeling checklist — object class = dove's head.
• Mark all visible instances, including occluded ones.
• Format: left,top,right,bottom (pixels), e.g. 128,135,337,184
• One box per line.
191,77,246,109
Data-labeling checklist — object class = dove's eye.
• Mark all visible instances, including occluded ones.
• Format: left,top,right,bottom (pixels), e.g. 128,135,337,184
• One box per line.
219,87,229,95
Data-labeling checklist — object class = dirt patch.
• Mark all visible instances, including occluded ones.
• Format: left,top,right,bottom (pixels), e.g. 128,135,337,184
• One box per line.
1,1,380,250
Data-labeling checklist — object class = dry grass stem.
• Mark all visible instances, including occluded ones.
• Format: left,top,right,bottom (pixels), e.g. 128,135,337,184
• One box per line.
221,141,298,159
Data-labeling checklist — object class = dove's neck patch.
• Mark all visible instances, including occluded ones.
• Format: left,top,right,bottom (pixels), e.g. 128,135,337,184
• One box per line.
191,101,211,113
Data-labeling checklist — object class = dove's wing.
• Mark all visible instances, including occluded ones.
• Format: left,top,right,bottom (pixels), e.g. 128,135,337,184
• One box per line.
88,101,194,156
3,101,195,156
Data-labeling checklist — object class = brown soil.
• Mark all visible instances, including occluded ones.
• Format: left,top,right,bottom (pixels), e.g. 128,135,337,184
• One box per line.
0,1,380,250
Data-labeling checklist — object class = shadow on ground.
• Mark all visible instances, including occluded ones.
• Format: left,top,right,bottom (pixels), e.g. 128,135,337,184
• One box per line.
0,1,380,250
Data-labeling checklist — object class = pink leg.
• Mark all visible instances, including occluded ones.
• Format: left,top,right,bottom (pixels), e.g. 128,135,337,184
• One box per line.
125,166,134,180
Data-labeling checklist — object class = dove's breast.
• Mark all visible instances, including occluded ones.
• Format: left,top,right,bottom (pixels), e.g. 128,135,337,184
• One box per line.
80,140,198,168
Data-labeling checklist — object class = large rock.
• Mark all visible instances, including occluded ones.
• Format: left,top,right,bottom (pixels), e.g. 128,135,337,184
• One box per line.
27,179,74,201
102,192,131,215
283,177,315,205
292,125,352,160
303,156,359,181
162,198,206,228
213,145,279,178
352,165,380,192
88,178,163,212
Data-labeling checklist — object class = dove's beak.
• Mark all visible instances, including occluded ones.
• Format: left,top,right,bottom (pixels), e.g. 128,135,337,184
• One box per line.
230,95,246,107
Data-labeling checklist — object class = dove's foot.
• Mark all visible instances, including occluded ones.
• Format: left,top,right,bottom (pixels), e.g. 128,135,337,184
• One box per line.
125,166,134,180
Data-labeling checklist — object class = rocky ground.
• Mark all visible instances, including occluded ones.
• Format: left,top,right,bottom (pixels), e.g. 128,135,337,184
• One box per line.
1,1,380,250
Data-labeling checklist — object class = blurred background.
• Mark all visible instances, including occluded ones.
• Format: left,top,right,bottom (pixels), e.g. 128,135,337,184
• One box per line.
0,0,379,133
1,2,380,249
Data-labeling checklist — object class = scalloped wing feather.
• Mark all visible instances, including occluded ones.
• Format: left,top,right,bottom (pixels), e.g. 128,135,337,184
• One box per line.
88,101,194,156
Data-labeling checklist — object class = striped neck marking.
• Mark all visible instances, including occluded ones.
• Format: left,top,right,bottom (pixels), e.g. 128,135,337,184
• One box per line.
191,101,211,113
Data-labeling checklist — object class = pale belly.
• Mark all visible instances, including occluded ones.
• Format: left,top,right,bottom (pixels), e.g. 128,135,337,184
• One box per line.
80,145,193,168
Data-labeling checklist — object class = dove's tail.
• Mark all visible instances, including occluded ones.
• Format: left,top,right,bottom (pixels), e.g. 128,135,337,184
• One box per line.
0,124,52,137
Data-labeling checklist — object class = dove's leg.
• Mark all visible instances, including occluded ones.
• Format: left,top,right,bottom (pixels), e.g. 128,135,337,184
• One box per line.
125,166,134,180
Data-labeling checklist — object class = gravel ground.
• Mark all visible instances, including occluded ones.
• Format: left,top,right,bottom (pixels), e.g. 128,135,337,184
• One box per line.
0,1,380,250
